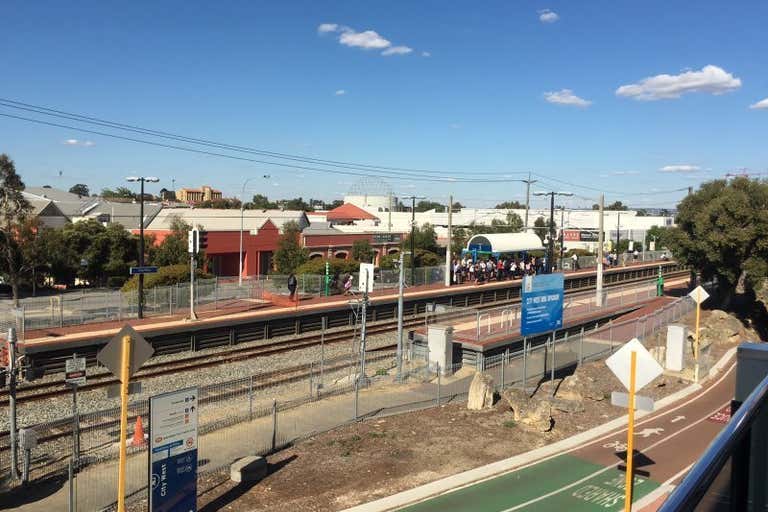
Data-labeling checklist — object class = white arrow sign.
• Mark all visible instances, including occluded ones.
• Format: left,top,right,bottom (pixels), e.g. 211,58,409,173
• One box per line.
635,427,664,438
606,338,664,392
671,416,686,424
688,285,710,305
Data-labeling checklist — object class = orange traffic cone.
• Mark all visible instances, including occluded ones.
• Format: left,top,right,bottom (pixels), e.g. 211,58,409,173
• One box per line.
131,415,146,447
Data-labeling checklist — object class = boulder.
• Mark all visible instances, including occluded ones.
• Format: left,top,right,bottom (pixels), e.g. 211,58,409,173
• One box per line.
560,366,606,402
231,456,268,484
501,388,553,432
467,372,495,410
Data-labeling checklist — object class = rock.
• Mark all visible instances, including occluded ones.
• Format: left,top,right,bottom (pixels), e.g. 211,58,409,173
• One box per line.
560,366,606,401
467,372,495,410
231,456,268,484
334,373,359,387
548,397,585,414
501,389,553,432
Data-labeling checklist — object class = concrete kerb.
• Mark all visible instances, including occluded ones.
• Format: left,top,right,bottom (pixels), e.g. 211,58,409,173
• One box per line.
342,346,739,512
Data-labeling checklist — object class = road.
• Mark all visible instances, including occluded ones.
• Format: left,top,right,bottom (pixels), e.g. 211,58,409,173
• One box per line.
399,362,735,512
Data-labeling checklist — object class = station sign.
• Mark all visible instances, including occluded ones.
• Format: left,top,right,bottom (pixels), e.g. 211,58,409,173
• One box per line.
65,356,87,387
521,273,564,336
563,230,600,242
149,387,199,512
372,233,401,244
130,266,159,275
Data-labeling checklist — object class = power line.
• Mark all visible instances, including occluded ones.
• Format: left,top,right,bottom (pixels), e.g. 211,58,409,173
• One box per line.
531,173,689,197
0,111,523,184
0,97,530,180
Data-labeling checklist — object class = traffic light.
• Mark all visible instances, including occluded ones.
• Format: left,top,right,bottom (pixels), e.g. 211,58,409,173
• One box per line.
198,231,208,251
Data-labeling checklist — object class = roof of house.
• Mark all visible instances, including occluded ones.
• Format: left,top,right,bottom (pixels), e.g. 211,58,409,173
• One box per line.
80,201,164,230
326,203,379,222
23,187,99,218
145,208,310,233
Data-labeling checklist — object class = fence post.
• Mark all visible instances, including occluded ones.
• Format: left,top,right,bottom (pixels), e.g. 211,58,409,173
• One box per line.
521,337,527,391
609,320,614,353
436,363,441,406
501,357,505,391
354,377,359,420
248,376,254,421
270,399,277,452
68,458,76,512
578,326,585,366
59,294,64,327
309,362,314,399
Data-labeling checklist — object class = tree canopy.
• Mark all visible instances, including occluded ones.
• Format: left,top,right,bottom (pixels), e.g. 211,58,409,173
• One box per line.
69,184,90,197
351,239,374,263
495,200,525,209
592,201,629,211
667,177,768,301
273,221,308,274
0,154,32,304
101,186,136,200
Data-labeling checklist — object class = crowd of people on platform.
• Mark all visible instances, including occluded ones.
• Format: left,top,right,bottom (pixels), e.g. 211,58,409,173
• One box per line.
451,255,550,285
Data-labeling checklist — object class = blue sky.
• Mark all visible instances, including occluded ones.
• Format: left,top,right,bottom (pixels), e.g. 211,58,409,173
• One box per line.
1,0,766,209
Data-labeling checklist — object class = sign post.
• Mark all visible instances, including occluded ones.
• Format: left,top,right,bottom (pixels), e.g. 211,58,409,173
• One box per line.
606,338,664,512
96,325,154,512
149,387,199,512
65,354,86,463
688,285,710,382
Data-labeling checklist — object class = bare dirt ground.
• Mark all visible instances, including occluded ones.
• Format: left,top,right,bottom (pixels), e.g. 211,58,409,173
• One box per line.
195,308,754,512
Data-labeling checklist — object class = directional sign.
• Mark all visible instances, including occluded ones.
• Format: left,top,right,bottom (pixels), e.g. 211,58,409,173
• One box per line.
130,266,159,275
611,391,654,412
97,324,154,383
688,285,710,305
149,387,199,512
606,338,664,392
521,273,564,336
65,356,87,386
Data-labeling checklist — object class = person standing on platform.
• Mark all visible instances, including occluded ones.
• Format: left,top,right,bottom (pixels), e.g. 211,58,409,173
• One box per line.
287,272,298,299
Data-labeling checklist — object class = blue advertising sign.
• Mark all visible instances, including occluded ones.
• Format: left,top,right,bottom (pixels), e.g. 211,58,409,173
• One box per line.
130,266,159,275
521,273,564,336
149,388,198,512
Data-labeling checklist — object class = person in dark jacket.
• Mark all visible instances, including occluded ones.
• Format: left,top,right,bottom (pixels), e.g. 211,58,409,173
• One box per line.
287,273,298,299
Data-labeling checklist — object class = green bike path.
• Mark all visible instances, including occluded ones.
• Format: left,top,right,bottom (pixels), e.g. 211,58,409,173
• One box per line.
400,453,659,512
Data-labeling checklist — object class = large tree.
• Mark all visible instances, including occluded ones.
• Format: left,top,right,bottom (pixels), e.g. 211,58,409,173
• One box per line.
273,221,308,274
495,200,525,209
668,177,768,303
69,184,90,197
101,186,136,200
152,215,193,267
352,239,374,263
0,154,32,305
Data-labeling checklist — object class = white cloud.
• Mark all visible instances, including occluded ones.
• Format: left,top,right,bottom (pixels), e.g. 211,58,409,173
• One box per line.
749,97,768,109
317,23,338,34
421,51,431,57
611,170,640,176
543,89,592,107
335,89,346,96
382,45,412,56
659,164,701,173
616,65,742,101
339,29,391,50
538,9,559,23
63,139,95,147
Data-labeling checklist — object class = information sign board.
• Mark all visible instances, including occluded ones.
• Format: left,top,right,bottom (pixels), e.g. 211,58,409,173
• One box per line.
358,263,375,293
149,387,199,512
521,273,564,336
65,356,87,386
130,266,159,275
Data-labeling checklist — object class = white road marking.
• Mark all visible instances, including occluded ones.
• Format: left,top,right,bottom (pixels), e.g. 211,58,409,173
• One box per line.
635,427,664,438
671,415,685,423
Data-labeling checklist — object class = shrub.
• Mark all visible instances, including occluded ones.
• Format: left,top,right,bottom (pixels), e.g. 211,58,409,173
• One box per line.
294,258,360,276
121,264,211,291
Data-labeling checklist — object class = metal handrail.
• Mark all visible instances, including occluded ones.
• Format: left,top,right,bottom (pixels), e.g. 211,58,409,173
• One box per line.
659,373,768,511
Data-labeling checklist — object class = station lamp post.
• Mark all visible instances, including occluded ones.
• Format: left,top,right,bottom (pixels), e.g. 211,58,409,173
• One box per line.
126,176,159,319
239,175,270,286
402,195,425,285
533,191,573,273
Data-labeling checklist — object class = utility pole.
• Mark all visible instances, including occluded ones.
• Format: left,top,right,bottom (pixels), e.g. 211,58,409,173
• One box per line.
559,206,565,270
534,191,573,274
597,194,604,306
359,268,370,385
445,195,453,287
396,251,407,381
188,229,198,321
402,195,425,285
7,328,19,480
522,172,538,231
125,176,159,319
616,212,621,260
388,192,393,233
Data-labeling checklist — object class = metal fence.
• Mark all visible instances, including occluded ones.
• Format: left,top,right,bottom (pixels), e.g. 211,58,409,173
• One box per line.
1,290,698,510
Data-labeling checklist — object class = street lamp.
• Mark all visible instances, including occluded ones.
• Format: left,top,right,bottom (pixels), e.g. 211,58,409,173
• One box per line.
533,191,573,273
126,176,159,319
402,195,425,285
239,175,271,286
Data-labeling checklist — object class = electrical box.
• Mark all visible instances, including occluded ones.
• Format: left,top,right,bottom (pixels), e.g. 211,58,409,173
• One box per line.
666,324,687,371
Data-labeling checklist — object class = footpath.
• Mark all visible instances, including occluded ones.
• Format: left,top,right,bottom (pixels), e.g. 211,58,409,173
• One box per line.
346,349,736,512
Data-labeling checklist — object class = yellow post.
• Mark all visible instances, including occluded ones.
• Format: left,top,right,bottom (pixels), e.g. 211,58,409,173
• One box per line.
117,334,131,512
694,287,701,382
624,350,637,512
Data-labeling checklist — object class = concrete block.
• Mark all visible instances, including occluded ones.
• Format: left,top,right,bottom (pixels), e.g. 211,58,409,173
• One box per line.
230,456,268,484
427,325,454,376
666,324,687,371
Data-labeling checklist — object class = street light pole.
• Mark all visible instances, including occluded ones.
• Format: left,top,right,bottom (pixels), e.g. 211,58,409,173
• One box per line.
239,175,270,287
533,190,573,274
522,172,537,232
402,195,425,285
126,176,159,319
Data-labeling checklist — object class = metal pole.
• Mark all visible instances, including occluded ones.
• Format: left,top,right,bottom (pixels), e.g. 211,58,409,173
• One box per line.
117,334,131,512
138,179,145,319
616,211,621,259
354,377,359,420
320,316,326,385
410,197,416,285
270,399,277,452
596,194,604,306
72,384,80,464
550,330,557,395
437,363,441,406
523,172,537,231
522,336,527,391
548,193,555,273
445,195,452,287
396,251,405,381
8,328,19,480
68,458,76,512
248,375,254,421
559,206,565,271
359,269,369,384
579,326,585,366
238,201,244,287
189,242,197,320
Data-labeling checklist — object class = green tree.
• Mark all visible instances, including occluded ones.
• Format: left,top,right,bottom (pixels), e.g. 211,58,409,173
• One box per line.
0,154,32,304
495,200,525,209
101,186,136,200
402,223,439,254
247,194,277,209
488,212,524,233
33,226,78,285
645,225,671,250
636,209,648,217
282,197,312,211
451,201,464,211
352,239,374,262
607,201,628,211
273,221,308,274
533,217,556,242
152,216,193,267
199,197,241,209
69,184,90,197
667,177,768,304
